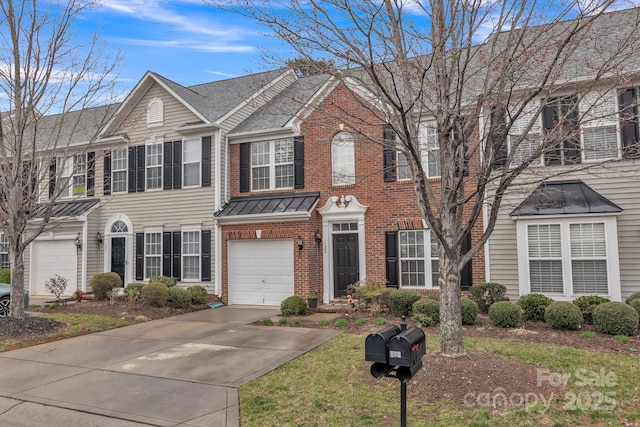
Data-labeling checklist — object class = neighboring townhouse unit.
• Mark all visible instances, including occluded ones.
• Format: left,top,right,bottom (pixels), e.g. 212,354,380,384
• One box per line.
23,68,298,295
215,77,485,305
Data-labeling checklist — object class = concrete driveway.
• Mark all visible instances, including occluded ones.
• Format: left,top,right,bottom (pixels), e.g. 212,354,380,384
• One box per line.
0,306,341,426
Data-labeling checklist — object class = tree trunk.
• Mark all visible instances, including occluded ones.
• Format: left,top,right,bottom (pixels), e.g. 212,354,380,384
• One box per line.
438,251,466,357
9,251,26,319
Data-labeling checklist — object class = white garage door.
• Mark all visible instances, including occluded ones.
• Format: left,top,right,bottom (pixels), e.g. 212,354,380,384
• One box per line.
31,240,77,295
228,239,294,306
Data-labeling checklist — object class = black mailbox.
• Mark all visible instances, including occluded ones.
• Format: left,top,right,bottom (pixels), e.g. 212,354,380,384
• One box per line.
388,326,426,368
365,324,400,364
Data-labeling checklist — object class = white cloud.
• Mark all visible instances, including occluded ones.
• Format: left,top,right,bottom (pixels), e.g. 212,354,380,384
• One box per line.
206,70,239,78
111,37,255,53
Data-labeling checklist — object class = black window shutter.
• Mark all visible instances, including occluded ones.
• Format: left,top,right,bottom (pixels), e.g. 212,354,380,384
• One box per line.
460,232,473,290
202,136,211,187
383,124,397,182
163,141,173,190
619,88,639,158
385,231,399,288
162,231,172,277
135,233,144,281
173,141,182,189
136,145,145,192
491,108,508,169
172,231,181,280
239,143,250,193
86,151,95,196
128,147,137,193
103,151,112,195
294,136,305,189
542,102,561,166
201,229,211,281
49,158,57,199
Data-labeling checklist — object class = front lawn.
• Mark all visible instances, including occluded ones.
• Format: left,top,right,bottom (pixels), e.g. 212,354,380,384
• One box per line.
240,334,640,426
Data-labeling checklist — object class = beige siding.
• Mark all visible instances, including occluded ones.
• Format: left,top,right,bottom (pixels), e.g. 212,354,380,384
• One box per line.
488,161,640,301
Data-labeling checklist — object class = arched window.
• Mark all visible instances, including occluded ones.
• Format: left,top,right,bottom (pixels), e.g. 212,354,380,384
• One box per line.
331,132,355,185
147,97,163,125
111,220,128,233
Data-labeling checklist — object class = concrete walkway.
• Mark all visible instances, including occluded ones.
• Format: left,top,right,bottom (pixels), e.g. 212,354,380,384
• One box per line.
0,307,341,426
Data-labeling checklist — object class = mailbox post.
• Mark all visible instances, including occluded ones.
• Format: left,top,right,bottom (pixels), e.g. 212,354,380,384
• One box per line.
364,317,426,427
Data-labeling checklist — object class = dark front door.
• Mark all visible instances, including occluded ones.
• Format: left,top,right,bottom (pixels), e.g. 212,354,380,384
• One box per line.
111,237,126,285
333,233,359,297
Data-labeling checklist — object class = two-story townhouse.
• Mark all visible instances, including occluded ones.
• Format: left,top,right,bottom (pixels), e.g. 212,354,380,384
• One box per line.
22,68,298,295
215,76,486,306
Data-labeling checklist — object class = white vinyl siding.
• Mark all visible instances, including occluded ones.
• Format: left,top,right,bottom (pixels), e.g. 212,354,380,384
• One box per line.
144,232,162,279
399,230,439,288
146,142,162,190
251,139,294,190
331,131,355,185
182,230,200,280
183,138,201,187
112,148,128,193
419,121,440,177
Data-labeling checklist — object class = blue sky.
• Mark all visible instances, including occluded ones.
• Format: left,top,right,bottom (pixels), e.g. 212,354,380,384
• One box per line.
80,1,287,89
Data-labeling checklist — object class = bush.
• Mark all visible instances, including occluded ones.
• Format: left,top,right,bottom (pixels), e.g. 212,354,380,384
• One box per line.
628,299,640,318
90,272,123,300
593,302,639,336
469,282,507,313
149,276,177,288
125,283,146,302
141,282,170,307
353,282,386,308
544,302,583,330
413,313,434,327
169,287,192,309
388,289,421,316
461,298,479,325
412,298,440,323
0,268,10,284
187,285,208,305
572,295,610,324
280,296,308,316
488,301,521,328
518,294,554,321
44,274,69,303
625,291,640,304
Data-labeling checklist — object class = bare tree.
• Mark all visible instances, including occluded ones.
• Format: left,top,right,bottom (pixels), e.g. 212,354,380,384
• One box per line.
0,0,120,319
219,0,640,356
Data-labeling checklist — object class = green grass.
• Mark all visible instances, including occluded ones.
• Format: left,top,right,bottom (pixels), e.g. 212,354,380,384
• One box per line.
43,313,129,336
319,319,330,327
581,331,597,339
278,317,288,325
240,334,640,426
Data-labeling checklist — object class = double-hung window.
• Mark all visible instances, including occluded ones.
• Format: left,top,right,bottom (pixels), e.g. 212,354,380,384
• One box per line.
112,148,128,193
182,230,201,280
331,132,355,185
0,234,8,268
527,224,564,293
509,102,542,167
144,232,162,279
581,91,619,161
146,142,162,190
419,122,440,177
57,154,86,197
251,139,294,190
398,230,439,288
183,138,201,187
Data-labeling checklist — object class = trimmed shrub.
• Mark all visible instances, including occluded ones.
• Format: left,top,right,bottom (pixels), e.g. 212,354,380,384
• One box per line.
0,268,10,284
518,294,554,321
544,302,582,330
353,282,386,308
469,282,507,313
388,289,421,316
488,301,521,328
461,298,479,325
413,298,440,323
169,287,192,309
628,298,640,318
90,272,123,300
625,291,640,304
572,295,610,324
187,285,208,305
149,276,177,288
413,313,434,327
379,288,394,312
141,282,170,307
280,296,308,316
593,302,639,336
125,283,146,302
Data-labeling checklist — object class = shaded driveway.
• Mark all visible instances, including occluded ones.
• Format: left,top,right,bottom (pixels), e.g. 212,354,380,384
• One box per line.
0,307,341,426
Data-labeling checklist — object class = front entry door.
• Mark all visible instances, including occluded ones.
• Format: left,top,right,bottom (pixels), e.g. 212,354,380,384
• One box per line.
111,237,126,285
333,233,359,297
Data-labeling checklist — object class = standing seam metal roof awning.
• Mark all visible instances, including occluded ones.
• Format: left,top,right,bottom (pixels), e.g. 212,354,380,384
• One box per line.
30,199,100,219
510,180,622,217
214,192,320,223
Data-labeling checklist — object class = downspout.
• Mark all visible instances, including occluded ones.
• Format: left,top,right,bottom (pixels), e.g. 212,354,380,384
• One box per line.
214,128,223,297
479,107,491,283
80,215,88,292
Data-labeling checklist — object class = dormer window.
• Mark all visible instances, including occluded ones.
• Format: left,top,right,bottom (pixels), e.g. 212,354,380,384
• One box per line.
147,97,163,126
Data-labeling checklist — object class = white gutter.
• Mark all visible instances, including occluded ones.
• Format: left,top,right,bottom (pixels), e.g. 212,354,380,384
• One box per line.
215,211,314,225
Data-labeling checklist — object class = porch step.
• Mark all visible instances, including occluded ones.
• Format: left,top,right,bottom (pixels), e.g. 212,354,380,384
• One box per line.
315,299,355,313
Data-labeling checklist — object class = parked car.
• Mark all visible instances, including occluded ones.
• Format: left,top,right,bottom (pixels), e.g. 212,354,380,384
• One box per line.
0,283,29,317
